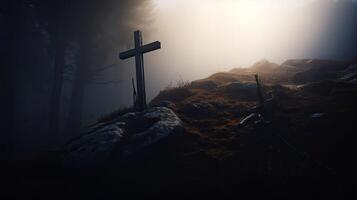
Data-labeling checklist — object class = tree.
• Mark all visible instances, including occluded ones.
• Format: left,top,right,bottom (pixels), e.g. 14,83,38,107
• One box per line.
46,1,70,142
66,0,152,135
0,0,20,161
33,0,74,142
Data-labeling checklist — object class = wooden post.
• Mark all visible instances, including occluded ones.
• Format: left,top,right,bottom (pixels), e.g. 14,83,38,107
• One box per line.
132,77,137,108
255,74,265,108
134,31,146,110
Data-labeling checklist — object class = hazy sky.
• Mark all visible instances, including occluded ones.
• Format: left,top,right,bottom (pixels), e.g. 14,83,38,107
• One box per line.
134,0,330,92
142,0,325,78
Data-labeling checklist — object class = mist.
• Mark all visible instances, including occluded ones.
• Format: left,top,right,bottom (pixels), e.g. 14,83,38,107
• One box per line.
2,0,356,160
91,0,356,123
143,0,356,80
2,1,357,197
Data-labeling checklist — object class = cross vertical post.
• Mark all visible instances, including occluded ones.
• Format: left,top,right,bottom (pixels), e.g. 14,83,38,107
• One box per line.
134,31,146,110
255,74,265,108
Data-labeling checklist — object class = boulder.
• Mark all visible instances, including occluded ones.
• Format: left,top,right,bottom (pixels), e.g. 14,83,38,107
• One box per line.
122,107,183,158
64,121,125,169
64,107,183,169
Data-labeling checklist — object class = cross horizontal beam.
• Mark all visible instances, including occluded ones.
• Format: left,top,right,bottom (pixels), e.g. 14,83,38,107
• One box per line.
119,41,161,60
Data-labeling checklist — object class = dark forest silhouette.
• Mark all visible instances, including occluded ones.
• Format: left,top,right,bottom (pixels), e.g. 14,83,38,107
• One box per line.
1,0,151,160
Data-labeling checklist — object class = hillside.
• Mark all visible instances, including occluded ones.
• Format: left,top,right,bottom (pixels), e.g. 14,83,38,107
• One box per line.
5,59,357,199
147,59,357,198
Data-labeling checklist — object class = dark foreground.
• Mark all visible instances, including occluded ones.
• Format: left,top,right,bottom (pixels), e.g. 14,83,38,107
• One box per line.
3,60,357,199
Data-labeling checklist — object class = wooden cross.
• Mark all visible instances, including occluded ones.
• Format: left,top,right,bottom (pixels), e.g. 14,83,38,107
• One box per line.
119,30,161,111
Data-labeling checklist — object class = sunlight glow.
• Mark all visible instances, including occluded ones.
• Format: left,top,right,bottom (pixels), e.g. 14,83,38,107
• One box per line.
148,0,331,82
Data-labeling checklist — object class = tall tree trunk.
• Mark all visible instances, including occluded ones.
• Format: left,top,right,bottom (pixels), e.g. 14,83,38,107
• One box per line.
48,1,69,143
66,35,91,136
1,0,24,162
0,1,15,162
48,33,66,142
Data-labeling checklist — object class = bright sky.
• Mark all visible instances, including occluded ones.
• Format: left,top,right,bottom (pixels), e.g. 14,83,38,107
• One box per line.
144,0,327,83
153,0,316,10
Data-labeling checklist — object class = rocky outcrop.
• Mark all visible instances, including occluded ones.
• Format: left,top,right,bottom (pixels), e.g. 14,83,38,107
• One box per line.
63,107,183,169
122,107,183,158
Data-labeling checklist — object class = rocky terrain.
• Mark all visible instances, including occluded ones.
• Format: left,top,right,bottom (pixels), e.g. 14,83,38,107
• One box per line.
64,107,183,169
4,59,357,199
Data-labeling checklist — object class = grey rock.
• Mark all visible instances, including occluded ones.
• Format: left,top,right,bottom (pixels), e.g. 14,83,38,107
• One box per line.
64,107,182,169
64,122,125,169
123,107,183,157
310,113,325,119
340,72,356,81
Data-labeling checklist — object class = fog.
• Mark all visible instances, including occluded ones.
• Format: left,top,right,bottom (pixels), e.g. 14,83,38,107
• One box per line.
85,0,357,124
3,0,356,160
148,0,318,75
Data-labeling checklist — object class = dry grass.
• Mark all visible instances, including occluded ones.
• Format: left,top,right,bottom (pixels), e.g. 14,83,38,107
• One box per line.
150,80,194,105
